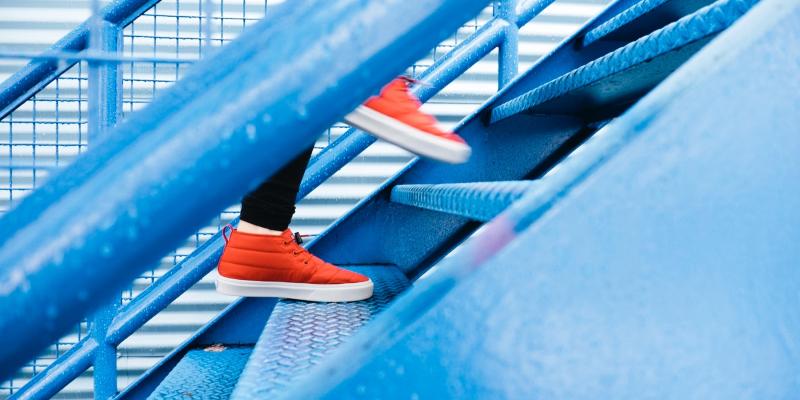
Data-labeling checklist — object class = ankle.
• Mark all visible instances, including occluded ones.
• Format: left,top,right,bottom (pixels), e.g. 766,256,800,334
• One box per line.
237,220,284,236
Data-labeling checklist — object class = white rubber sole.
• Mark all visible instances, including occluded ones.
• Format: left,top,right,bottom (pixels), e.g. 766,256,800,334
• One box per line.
215,275,374,302
344,105,471,164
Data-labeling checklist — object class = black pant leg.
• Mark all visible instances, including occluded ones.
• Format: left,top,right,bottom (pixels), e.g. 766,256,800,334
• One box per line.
240,146,315,231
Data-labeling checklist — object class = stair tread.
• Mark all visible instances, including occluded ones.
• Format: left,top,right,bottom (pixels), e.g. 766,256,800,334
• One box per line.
491,0,755,122
391,181,534,222
146,346,252,400
231,265,409,399
582,0,715,46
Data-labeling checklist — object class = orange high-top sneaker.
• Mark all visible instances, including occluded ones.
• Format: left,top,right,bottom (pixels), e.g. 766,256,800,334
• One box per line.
345,77,471,164
215,227,373,302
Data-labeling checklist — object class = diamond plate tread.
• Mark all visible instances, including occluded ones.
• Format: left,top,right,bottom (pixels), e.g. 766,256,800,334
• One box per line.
491,0,756,122
147,346,253,400
231,265,409,399
582,0,715,46
391,181,534,222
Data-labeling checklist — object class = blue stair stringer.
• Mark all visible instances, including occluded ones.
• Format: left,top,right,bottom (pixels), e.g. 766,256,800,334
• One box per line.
390,181,534,222
231,266,409,398
146,346,252,400
491,0,756,122
277,0,800,397
581,0,715,46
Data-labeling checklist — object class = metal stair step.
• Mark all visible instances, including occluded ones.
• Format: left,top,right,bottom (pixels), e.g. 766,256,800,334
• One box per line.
146,346,252,400
491,0,756,122
582,0,715,47
231,265,409,399
390,181,534,222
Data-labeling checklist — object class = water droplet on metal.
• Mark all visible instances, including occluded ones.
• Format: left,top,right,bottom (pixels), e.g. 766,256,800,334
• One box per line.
246,124,257,141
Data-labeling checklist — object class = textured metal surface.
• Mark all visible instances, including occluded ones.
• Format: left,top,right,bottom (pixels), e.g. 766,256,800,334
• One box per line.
0,0,490,381
582,0,714,46
147,346,252,400
491,0,756,122
391,181,533,221
284,0,800,397
232,266,409,400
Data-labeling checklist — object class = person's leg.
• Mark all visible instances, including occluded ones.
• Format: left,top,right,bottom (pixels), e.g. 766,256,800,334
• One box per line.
238,146,314,234
216,145,373,302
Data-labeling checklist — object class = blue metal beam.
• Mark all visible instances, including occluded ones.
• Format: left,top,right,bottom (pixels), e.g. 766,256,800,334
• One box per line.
491,0,756,122
0,0,491,381
284,0,800,396
7,9,510,396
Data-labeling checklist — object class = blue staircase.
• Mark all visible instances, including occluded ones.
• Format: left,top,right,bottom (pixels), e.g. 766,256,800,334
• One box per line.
2,0,800,398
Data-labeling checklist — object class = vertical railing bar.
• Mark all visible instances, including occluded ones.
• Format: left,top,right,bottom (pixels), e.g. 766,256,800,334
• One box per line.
495,0,519,88
88,1,123,397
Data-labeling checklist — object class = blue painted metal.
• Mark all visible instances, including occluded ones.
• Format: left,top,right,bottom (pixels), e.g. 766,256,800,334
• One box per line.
0,0,490,382
0,0,158,120
391,181,534,221
87,17,124,400
116,298,277,400
283,1,797,397
582,0,715,46
8,5,513,395
146,347,253,400
491,0,757,122
233,266,409,399
10,338,99,400
496,0,519,87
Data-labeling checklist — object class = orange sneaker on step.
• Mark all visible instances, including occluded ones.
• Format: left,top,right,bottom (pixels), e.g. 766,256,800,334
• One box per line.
345,77,471,164
215,227,373,302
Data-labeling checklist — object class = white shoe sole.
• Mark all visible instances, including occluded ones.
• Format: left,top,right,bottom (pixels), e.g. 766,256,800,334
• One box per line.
215,275,374,302
345,105,471,164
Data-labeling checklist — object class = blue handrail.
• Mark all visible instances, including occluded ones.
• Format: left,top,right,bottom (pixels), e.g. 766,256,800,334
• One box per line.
4,0,566,396
0,0,491,383
2,0,565,396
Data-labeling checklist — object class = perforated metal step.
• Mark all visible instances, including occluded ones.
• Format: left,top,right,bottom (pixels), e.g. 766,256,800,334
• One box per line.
147,346,252,400
391,181,534,221
491,0,756,122
582,0,715,46
231,265,409,399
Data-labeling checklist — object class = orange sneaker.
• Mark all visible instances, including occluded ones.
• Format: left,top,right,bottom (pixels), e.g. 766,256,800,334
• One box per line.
215,227,373,302
345,77,471,164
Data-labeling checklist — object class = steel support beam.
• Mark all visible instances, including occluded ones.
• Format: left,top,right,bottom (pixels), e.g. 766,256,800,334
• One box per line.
0,0,490,381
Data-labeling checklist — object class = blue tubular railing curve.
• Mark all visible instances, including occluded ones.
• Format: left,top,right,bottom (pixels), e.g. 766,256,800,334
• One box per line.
0,0,491,383
5,0,567,396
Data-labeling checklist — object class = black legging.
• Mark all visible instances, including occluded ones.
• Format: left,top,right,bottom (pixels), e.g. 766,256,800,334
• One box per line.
240,146,314,231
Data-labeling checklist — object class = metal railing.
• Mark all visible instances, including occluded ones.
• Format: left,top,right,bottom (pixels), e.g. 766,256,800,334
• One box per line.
0,0,591,397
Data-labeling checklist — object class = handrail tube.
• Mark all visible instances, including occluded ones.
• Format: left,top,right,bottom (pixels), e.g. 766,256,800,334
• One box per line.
11,338,98,400
516,0,557,27
0,0,491,381
0,0,159,120
10,14,509,398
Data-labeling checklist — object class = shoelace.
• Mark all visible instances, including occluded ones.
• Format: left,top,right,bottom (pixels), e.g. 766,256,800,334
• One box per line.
284,233,315,265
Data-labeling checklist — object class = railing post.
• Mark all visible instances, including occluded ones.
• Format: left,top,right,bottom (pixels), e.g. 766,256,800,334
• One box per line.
87,9,123,399
495,0,519,87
